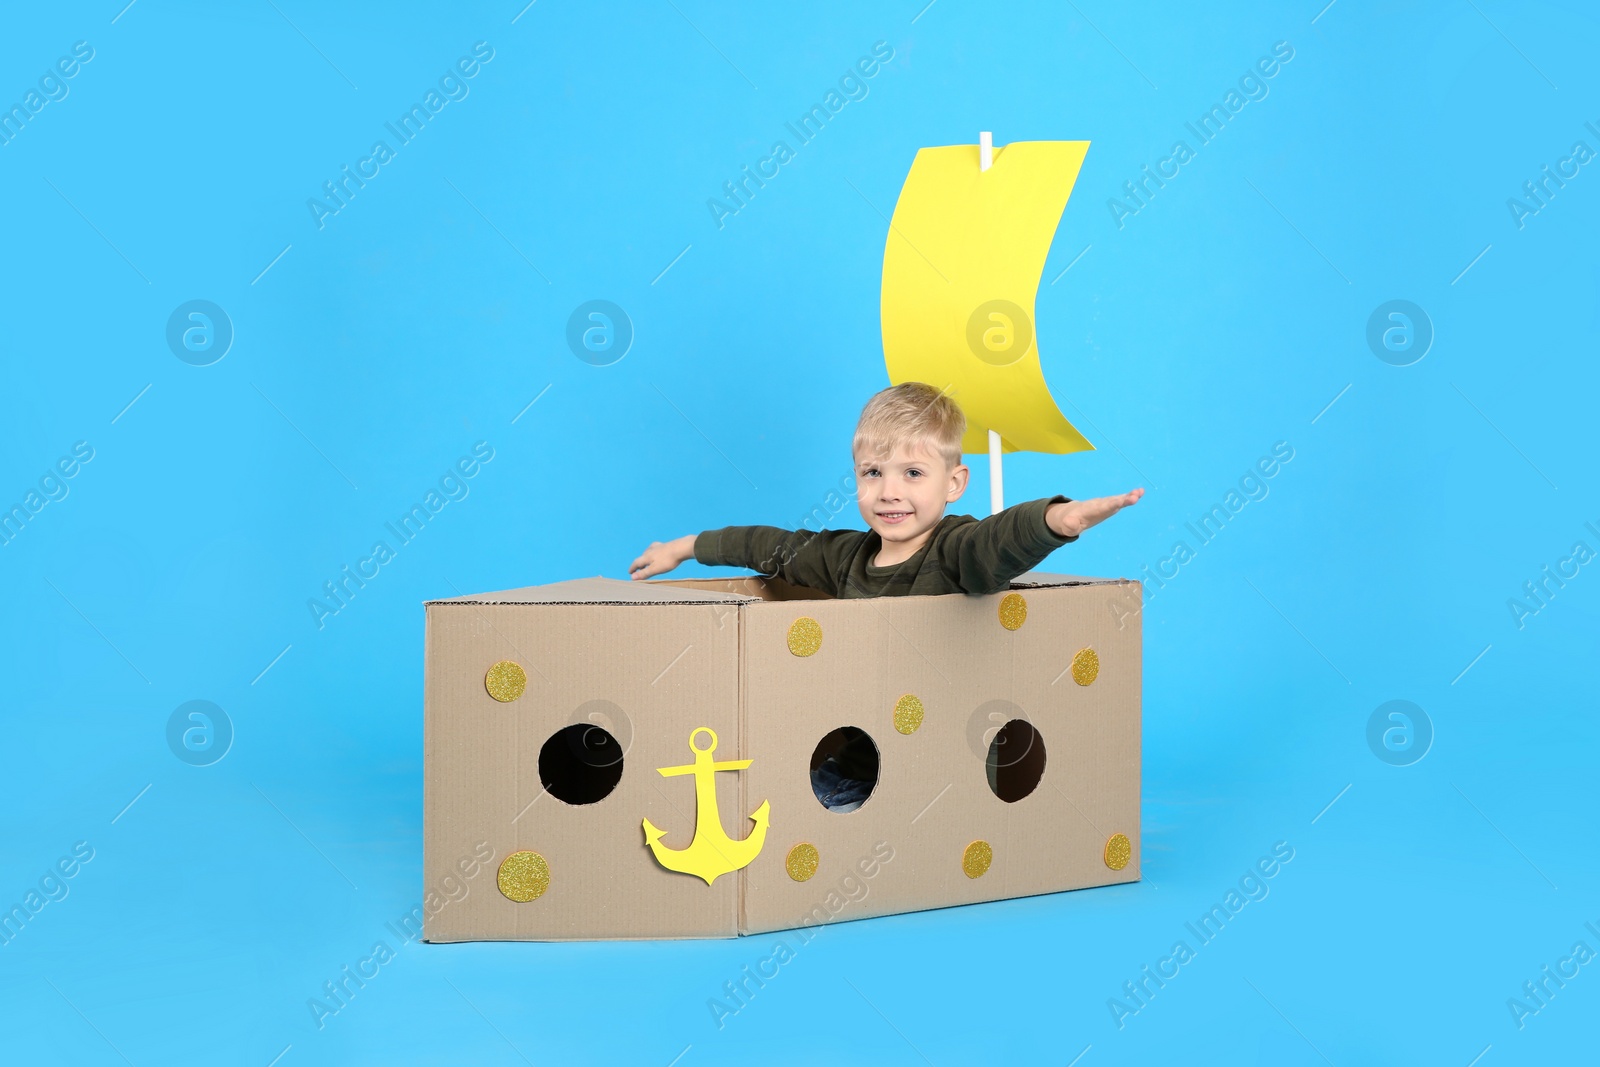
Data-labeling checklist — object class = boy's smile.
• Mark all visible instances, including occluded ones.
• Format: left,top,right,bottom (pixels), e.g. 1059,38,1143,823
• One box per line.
855,439,970,568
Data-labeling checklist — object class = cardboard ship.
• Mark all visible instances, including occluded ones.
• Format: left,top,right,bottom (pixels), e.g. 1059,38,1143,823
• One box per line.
422,572,1140,941
421,135,1142,941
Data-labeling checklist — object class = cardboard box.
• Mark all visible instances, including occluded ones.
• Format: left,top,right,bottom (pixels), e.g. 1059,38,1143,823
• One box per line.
422,572,1141,942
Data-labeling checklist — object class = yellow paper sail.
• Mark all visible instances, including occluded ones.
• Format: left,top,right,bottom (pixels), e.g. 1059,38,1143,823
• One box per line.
881,140,1093,456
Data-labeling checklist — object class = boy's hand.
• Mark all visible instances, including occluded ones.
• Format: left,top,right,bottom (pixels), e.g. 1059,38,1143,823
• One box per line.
1047,488,1144,539
629,535,697,580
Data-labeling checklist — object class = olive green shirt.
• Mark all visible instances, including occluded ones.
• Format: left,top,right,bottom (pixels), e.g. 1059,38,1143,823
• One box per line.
693,495,1076,598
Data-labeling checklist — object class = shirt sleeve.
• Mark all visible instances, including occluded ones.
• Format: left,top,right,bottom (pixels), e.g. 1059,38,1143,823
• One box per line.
940,495,1077,595
693,525,863,596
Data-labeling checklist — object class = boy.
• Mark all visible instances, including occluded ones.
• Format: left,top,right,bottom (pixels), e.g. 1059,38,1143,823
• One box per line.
629,381,1142,598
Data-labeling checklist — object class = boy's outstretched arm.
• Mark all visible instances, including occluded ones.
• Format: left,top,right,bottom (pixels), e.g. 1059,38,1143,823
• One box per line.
630,535,697,580
631,526,854,594
1045,488,1144,538
944,489,1142,595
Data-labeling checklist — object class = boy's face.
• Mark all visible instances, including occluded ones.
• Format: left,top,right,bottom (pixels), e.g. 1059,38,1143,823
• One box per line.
854,438,969,549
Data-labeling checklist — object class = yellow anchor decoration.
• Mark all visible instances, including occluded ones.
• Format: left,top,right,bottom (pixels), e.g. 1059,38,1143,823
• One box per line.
642,727,770,886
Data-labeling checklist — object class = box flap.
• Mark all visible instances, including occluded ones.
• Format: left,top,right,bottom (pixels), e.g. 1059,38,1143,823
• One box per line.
652,576,833,602
426,576,753,606
1009,570,1132,589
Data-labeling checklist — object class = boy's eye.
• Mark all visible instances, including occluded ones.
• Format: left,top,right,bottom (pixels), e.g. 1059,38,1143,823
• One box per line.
863,468,880,478
907,469,923,478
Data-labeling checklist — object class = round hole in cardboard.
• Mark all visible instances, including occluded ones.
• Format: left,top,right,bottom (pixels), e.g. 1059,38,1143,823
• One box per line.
985,719,1045,802
809,726,880,813
538,723,624,805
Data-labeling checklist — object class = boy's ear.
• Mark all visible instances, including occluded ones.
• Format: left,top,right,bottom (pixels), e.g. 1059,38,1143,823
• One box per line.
947,462,970,502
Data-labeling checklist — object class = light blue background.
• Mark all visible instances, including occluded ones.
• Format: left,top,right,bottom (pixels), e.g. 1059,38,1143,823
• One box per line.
2,1,1596,1063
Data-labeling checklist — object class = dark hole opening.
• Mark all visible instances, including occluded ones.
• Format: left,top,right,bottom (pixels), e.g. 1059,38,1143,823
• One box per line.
986,719,1045,803
539,723,624,805
810,726,880,813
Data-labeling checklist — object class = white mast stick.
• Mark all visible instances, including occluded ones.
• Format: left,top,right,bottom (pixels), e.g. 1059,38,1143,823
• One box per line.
979,131,1002,515
988,429,1004,515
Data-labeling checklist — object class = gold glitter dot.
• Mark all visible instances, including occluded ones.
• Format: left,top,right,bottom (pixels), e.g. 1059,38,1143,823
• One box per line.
893,694,925,735
1071,647,1100,686
787,617,823,657
786,843,820,882
962,840,993,879
998,593,1027,631
1104,833,1132,871
485,660,527,703
497,850,550,902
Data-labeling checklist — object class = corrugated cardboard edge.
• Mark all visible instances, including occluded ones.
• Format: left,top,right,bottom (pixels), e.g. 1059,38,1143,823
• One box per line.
1008,570,1123,589
426,577,754,607
736,596,751,937
423,570,1124,608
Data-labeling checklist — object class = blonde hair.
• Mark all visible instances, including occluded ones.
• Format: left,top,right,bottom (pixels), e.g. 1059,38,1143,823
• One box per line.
853,382,966,469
